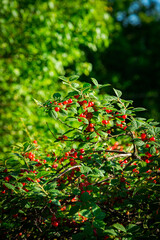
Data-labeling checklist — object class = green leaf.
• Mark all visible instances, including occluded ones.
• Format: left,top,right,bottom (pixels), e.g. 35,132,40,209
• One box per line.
59,76,68,81
70,107,77,114
60,109,68,116
113,223,126,232
99,84,111,89
87,107,94,112
91,78,99,86
80,191,91,202
69,75,79,81
113,88,122,98
126,224,140,233
71,82,79,88
80,165,92,174
133,107,146,112
36,171,49,178
133,138,145,147
50,199,61,206
53,93,61,100
104,229,117,236
83,83,91,88
33,98,42,106
66,117,77,122
69,204,80,215
150,146,156,154
4,183,15,191
49,110,58,119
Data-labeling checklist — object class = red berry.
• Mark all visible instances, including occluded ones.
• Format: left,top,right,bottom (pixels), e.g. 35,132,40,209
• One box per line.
90,128,94,132
122,115,127,119
55,107,60,112
105,109,112,113
4,176,10,182
19,233,23,236
52,164,58,169
80,149,85,154
149,137,155,142
83,100,87,104
88,101,94,107
81,174,85,179
52,221,59,227
89,123,94,127
120,177,126,182
102,120,109,125
146,144,150,148
79,155,83,159
141,133,147,141
63,100,68,105
33,140,37,144
58,102,63,107
74,95,80,99
65,152,69,157
68,98,73,104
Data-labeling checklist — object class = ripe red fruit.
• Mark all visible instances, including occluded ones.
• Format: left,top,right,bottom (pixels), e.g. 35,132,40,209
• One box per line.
68,98,73,104
122,115,127,119
63,100,68,105
52,221,59,227
55,107,60,112
89,123,94,127
58,102,63,107
65,152,69,157
105,109,112,113
120,177,126,182
149,137,155,142
141,133,147,141
79,155,83,159
104,236,109,239
70,161,76,166
88,101,94,107
146,144,150,148
102,120,109,125
80,148,85,154
19,233,23,236
4,176,10,182
33,140,37,144
83,100,87,104
81,174,85,179
52,164,58,169
90,128,94,132
74,95,80,99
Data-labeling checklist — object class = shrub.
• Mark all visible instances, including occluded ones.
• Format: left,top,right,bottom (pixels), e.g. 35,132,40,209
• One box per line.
0,76,160,239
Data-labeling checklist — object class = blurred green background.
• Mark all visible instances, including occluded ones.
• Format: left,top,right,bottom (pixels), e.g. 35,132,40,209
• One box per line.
1,0,160,157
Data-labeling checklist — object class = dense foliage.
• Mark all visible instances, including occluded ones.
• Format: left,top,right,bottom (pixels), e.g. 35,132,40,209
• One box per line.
1,77,160,239
0,0,112,156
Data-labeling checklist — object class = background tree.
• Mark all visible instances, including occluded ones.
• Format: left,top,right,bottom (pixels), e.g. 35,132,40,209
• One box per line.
84,0,160,121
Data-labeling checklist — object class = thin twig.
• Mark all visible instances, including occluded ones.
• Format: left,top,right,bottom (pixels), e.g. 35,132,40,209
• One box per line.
46,165,81,184
46,122,57,139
